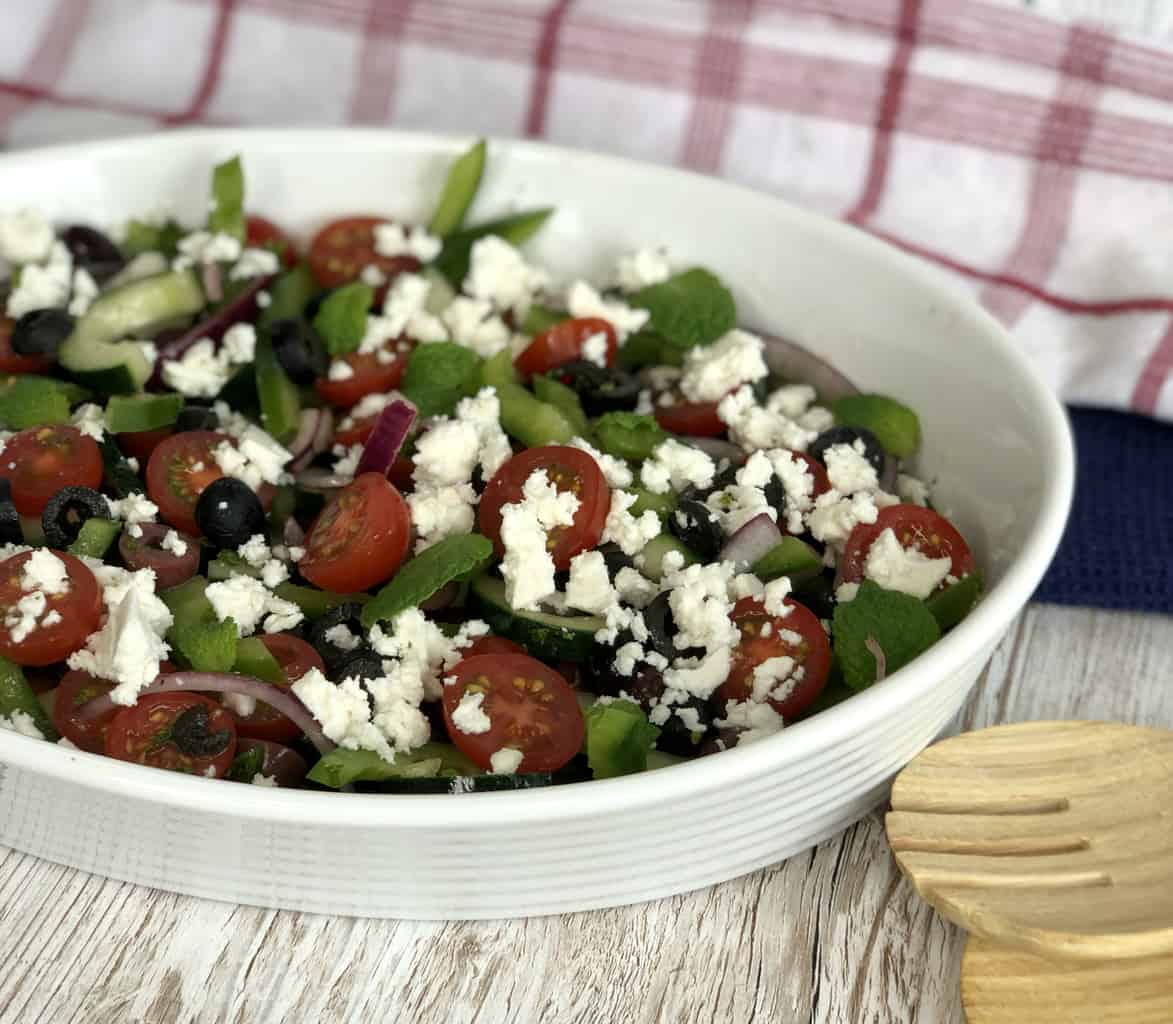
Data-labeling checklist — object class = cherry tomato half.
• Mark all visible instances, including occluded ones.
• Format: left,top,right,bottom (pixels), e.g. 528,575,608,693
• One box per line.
117,426,174,464
514,317,617,379
716,597,832,721
0,551,102,666
246,215,298,268
0,318,54,375
229,634,325,744
478,446,611,570
838,505,975,591
145,430,226,536
105,692,237,777
1,425,103,517
307,216,420,289
299,473,411,593
314,351,408,409
442,653,584,772
53,660,177,754
654,400,725,438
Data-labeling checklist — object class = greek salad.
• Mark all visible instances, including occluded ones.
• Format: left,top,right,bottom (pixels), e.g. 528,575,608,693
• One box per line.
0,141,981,793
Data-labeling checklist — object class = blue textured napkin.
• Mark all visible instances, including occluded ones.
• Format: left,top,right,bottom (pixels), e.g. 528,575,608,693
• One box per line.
1034,408,1172,613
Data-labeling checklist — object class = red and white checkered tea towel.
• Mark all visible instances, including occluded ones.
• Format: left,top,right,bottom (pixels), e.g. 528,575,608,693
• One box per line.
4,0,1173,418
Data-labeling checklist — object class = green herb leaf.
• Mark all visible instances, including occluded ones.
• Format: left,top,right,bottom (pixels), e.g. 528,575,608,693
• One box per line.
362,534,493,628
831,393,921,459
629,268,736,352
254,331,300,443
208,155,246,242
428,138,487,238
925,570,984,633
0,375,73,429
104,392,183,434
122,218,184,258
312,281,374,356
307,743,480,789
585,699,660,779
227,745,266,783
832,580,940,691
593,412,670,461
259,264,317,328
521,304,565,336
399,342,483,417
432,208,554,286
616,330,679,370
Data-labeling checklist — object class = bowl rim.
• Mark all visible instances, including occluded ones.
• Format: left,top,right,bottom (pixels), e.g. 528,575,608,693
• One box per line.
0,127,1075,828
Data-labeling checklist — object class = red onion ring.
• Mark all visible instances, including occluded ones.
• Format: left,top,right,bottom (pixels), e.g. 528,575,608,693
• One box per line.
718,512,783,569
355,398,417,478
759,331,859,403
201,262,224,303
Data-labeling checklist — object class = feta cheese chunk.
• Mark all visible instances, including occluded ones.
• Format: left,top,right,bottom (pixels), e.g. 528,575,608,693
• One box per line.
464,236,549,318
679,329,768,402
0,210,54,264
615,247,670,293
173,230,242,270
379,272,447,343
451,691,492,734
6,240,72,318
601,489,661,556
489,747,525,774
823,439,879,495
229,247,280,281
565,281,649,341
373,222,442,263
499,469,581,611
640,439,716,495
862,527,953,599
0,710,44,740
162,338,230,398
565,551,615,615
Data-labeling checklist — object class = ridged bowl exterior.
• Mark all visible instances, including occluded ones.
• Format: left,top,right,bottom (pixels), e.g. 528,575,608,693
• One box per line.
0,131,1072,919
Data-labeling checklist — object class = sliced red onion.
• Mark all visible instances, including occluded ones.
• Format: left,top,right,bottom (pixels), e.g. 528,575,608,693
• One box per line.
355,398,417,478
201,262,224,303
148,274,275,386
77,672,335,756
760,332,859,403
311,406,335,455
295,469,350,492
718,512,783,569
236,738,308,788
683,436,743,464
283,516,306,548
288,408,335,472
879,453,899,494
865,635,888,682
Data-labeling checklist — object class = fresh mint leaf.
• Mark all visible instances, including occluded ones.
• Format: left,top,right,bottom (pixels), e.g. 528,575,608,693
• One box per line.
593,411,669,460
616,330,680,369
208,155,246,242
122,218,185,258
432,208,554,286
399,342,482,417
312,281,374,356
585,699,660,779
832,580,940,691
362,534,493,628
428,138,487,238
0,375,73,429
629,268,736,352
227,745,266,783
307,743,479,789
259,265,316,327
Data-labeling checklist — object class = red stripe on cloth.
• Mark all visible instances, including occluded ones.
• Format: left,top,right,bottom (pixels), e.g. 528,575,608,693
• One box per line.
680,0,756,173
1132,318,1173,414
349,0,416,123
525,0,574,136
163,0,237,124
981,24,1114,326
844,0,920,225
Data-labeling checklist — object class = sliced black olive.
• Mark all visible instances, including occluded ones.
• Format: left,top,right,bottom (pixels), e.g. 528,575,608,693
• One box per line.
0,479,22,545
175,404,220,432
597,542,634,580
42,486,108,549
330,648,385,686
750,377,772,404
98,437,143,499
170,703,233,758
552,360,642,416
267,318,327,386
641,591,676,660
792,569,837,621
809,425,885,474
307,602,369,673
668,499,723,561
195,477,265,550
11,308,74,356
655,697,713,757
62,225,125,283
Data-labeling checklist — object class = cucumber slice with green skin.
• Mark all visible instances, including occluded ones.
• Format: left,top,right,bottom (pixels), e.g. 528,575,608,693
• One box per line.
468,573,604,662
592,412,670,461
172,618,238,673
272,582,370,619
104,392,183,434
99,437,143,499
161,575,216,627
232,637,285,684
751,536,823,584
830,393,921,459
628,486,676,520
925,570,984,632
58,270,205,393
532,374,590,438
637,535,699,582
254,331,300,443
208,552,260,582
480,352,576,448
67,517,121,559
0,654,58,741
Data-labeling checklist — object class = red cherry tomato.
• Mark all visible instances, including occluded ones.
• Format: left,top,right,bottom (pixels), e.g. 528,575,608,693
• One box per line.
300,473,411,593
231,634,326,743
441,653,584,772
307,216,420,289
145,430,226,536
0,551,102,667
314,351,409,408
654,400,725,438
716,597,832,721
1,425,103,517
514,317,617,379
0,319,54,374
119,523,201,590
478,446,611,570
245,215,298,268
105,693,237,777
460,635,527,660
839,505,975,591
52,660,177,753
117,426,174,463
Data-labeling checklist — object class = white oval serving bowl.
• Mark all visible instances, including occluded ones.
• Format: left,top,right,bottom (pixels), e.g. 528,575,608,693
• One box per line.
0,129,1073,919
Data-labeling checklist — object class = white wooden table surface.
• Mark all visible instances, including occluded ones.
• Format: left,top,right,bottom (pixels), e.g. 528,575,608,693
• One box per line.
3,3,1172,1023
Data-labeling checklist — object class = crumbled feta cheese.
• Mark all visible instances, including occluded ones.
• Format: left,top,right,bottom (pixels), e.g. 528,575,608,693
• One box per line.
256,290,272,308
565,551,616,615
223,692,257,718
68,267,99,316
173,230,242,270
413,419,481,488
835,582,860,603
327,359,355,381
251,773,278,787
614,566,657,608
568,436,632,489
379,272,447,343
360,264,387,287
162,338,230,398
640,439,716,495
718,385,817,453
635,389,654,415
897,473,931,507
581,331,609,368
762,577,793,616
237,534,271,569
704,473,776,536
220,323,257,366
451,690,492,734
160,530,188,557
662,646,732,700
206,574,269,635
456,388,513,479
862,527,953,599
767,385,816,419
767,449,816,534
565,280,649,341
464,236,549,318
332,444,363,480
806,489,879,548
489,747,525,774
324,623,362,652
798,406,835,433
441,296,511,357
260,560,289,590
292,668,395,761
373,222,442,262
824,439,878,495
229,247,280,281
213,427,291,490
407,483,477,552
663,561,739,653
0,710,44,740
0,209,53,264
22,549,71,595
499,469,581,611
716,700,785,743
679,329,768,402
751,654,803,704
106,492,158,537
338,391,398,430
601,489,662,556
6,240,72,318
70,402,106,441
614,247,670,293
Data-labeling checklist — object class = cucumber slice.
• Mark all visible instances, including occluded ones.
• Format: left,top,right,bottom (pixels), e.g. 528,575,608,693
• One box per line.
593,412,670,461
925,570,984,632
0,655,57,740
254,331,300,443
161,575,215,627
468,573,604,662
232,637,285,684
104,392,183,434
628,486,676,520
638,535,699,582
58,270,205,393
831,393,921,459
532,374,590,437
751,537,822,584
67,517,121,559
172,618,238,673
478,354,577,448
